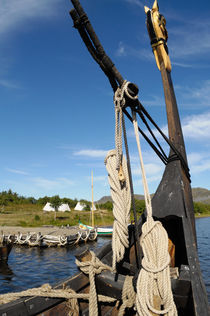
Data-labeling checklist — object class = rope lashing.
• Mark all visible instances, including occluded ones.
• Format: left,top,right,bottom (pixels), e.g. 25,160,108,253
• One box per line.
0,284,80,314
132,111,177,316
105,150,131,271
75,251,114,316
118,275,136,316
114,80,138,173
0,252,116,315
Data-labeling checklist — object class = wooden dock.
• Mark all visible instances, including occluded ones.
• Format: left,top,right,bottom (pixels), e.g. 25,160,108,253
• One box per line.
0,225,97,247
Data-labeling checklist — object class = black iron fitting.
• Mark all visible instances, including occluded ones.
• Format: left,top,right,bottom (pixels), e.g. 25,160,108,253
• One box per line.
69,9,80,29
79,13,89,26
70,11,89,29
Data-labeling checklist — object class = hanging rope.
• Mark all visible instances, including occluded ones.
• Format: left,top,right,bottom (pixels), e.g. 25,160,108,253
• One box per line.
132,111,177,316
105,150,131,271
118,275,136,316
104,81,137,271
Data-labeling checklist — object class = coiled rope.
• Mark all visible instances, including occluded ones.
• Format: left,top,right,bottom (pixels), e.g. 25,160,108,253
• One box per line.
105,150,131,271
105,82,132,271
132,110,177,316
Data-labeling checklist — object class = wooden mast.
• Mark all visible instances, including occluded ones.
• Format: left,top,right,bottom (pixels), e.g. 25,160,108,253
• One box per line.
145,0,196,240
91,171,94,228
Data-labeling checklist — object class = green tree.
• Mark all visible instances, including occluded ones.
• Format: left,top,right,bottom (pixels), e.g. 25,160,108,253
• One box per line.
50,195,62,220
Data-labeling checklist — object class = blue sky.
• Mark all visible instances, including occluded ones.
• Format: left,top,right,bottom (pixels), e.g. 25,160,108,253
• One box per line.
1,0,210,201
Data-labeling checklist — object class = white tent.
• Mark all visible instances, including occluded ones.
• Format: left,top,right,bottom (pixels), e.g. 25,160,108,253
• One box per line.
43,202,55,212
58,204,71,212
74,202,86,211
43,202,70,212
91,203,97,211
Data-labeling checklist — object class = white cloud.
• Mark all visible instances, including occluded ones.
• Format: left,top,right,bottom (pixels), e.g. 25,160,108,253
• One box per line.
124,0,145,8
182,112,210,140
116,42,127,57
6,168,29,175
0,0,60,36
176,80,210,107
73,149,108,158
132,162,162,176
169,19,210,61
0,79,21,89
188,151,210,176
91,175,107,182
31,177,74,190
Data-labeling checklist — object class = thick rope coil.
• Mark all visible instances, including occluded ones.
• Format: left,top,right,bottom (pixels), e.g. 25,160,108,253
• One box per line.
118,275,136,316
105,149,131,271
132,111,177,316
75,251,114,316
103,81,135,271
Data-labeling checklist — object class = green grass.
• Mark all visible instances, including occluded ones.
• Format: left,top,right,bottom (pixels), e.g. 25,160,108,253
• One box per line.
0,204,115,227
0,202,209,228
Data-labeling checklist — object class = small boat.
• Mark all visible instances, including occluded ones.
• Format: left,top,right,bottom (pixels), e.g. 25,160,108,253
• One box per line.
79,221,113,237
0,1,209,315
79,171,113,237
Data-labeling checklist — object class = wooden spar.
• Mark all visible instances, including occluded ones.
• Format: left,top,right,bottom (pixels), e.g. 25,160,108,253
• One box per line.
145,0,196,240
91,171,94,228
160,64,197,241
145,2,210,315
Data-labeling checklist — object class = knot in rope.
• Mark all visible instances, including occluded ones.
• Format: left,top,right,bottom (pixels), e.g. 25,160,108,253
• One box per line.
114,80,138,171
76,251,112,316
132,110,177,316
118,275,136,316
136,217,177,315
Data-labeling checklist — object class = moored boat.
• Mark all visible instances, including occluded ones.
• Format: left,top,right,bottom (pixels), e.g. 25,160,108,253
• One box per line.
79,221,113,237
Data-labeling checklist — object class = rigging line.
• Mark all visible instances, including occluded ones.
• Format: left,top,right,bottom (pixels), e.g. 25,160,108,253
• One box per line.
123,108,168,165
122,111,141,270
139,105,190,180
137,109,168,161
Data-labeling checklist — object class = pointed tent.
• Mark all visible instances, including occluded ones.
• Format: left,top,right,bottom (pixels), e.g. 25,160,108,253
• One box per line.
58,204,71,212
74,202,86,211
43,202,55,212
91,203,97,211
43,202,71,212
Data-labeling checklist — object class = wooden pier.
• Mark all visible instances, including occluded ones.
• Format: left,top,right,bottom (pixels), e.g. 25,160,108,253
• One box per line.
0,225,97,248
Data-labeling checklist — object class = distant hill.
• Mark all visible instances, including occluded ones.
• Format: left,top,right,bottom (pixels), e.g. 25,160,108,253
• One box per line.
97,187,210,205
97,194,146,204
192,187,210,204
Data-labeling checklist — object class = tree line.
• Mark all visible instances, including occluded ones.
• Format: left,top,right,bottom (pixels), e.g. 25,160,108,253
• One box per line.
0,189,210,215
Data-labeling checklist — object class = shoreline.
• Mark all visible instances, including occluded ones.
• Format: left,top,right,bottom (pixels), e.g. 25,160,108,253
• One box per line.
0,225,80,237
0,215,209,236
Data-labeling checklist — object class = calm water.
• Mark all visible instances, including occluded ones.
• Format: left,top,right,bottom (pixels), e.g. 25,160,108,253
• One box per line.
0,218,209,303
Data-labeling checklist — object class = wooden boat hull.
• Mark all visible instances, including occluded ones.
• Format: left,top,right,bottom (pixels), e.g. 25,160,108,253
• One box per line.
79,222,113,236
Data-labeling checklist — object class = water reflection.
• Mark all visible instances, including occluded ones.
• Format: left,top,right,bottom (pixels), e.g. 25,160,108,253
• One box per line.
0,263,14,281
0,237,110,294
